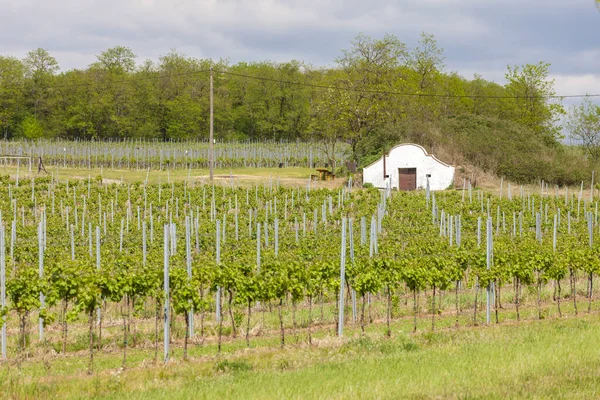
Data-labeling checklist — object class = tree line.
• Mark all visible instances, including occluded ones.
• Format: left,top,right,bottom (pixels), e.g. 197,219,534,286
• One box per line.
0,32,580,171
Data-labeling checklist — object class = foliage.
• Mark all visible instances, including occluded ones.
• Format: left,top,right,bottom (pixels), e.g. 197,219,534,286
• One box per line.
0,36,579,185
566,97,600,161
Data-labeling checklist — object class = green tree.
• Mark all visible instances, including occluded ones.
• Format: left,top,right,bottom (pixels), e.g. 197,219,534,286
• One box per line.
566,97,600,160
92,46,136,74
19,114,44,139
504,62,564,143
52,69,97,139
156,50,211,140
332,33,408,160
0,56,25,138
23,48,59,122
308,71,349,171
404,32,445,92
87,47,138,138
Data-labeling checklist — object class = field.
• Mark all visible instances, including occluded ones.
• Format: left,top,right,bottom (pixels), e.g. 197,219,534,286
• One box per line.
0,139,348,171
1,146,600,399
3,315,600,399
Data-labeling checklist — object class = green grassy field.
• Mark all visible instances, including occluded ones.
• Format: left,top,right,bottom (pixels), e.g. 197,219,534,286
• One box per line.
0,165,323,186
2,313,600,399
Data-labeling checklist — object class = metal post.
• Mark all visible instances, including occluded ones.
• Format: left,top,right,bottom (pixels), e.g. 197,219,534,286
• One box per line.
589,212,593,249
256,223,261,272
215,220,221,323
186,216,194,338
163,224,170,363
338,218,347,337
274,218,279,257
209,67,214,181
96,226,101,323
70,224,75,260
0,226,5,360
553,214,557,252
38,222,44,341
486,217,492,324
349,218,357,322
142,221,147,265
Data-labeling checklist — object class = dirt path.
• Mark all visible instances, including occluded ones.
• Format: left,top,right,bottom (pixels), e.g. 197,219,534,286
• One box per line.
192,174,346,189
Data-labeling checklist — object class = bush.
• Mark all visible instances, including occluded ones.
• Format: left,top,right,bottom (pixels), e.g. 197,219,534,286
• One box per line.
440,114,593,185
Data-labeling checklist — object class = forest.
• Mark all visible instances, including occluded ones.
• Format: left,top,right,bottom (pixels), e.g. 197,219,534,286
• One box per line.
0,32,594,184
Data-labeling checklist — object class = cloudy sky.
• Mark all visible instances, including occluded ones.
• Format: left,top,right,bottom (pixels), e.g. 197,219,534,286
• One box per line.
1,0,599,100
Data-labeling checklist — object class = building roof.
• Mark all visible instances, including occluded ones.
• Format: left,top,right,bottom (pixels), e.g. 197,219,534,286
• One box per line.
363,143,452,170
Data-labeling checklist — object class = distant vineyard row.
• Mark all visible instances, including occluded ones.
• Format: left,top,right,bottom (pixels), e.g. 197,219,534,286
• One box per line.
0,139,349,170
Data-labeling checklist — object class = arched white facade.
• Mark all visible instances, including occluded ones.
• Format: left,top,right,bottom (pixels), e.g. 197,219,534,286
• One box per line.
362,144,455,191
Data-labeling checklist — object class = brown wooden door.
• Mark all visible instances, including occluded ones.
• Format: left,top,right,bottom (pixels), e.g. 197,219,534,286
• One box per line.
398,168,417,191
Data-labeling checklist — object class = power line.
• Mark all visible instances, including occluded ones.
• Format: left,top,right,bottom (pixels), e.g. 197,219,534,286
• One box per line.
18,66,600,100
219,70,600,100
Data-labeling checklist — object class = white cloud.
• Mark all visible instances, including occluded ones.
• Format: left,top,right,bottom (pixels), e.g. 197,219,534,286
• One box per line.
0,0,599,80
552,74,600,97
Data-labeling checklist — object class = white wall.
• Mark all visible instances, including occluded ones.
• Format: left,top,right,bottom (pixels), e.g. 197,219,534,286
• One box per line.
362,144,455,190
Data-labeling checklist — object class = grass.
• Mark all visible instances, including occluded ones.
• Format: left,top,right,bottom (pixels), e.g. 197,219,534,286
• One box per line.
2,308,600,399
0,165,339,187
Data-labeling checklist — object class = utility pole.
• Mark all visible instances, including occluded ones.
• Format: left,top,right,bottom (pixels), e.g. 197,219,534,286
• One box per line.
209,66,214,181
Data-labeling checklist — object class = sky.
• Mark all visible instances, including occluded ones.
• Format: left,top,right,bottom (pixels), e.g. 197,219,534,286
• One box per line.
1,0,599,103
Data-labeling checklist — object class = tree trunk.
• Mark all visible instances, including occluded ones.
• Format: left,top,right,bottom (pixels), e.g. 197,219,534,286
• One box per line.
413,289,418,333
308,295,313,345
319,289,324,323
218,301,223,353
537,273,542,320
122,304,127,368
184,311,189,360
292,301,298,343
431,285,436,331
588,273,593,313
386,287,391,338
557,279,562,318
131,297,137,347
200,285,205,339
494,280,499,324
98,300,103,351
246,299,252,348
570,268,578,316
278,298,285,348
515,278,520,322
62,297,68,354
20,313,27,352
228,289,236,338
154,300,159,363
455,281,459,328
88,310,94,375
473,280,479,325
361,293,366,334
368,293,373,323
497,280,503,309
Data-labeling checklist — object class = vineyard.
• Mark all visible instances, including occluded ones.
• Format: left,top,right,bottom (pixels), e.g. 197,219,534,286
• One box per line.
1,173,600,396
0,139,348,171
